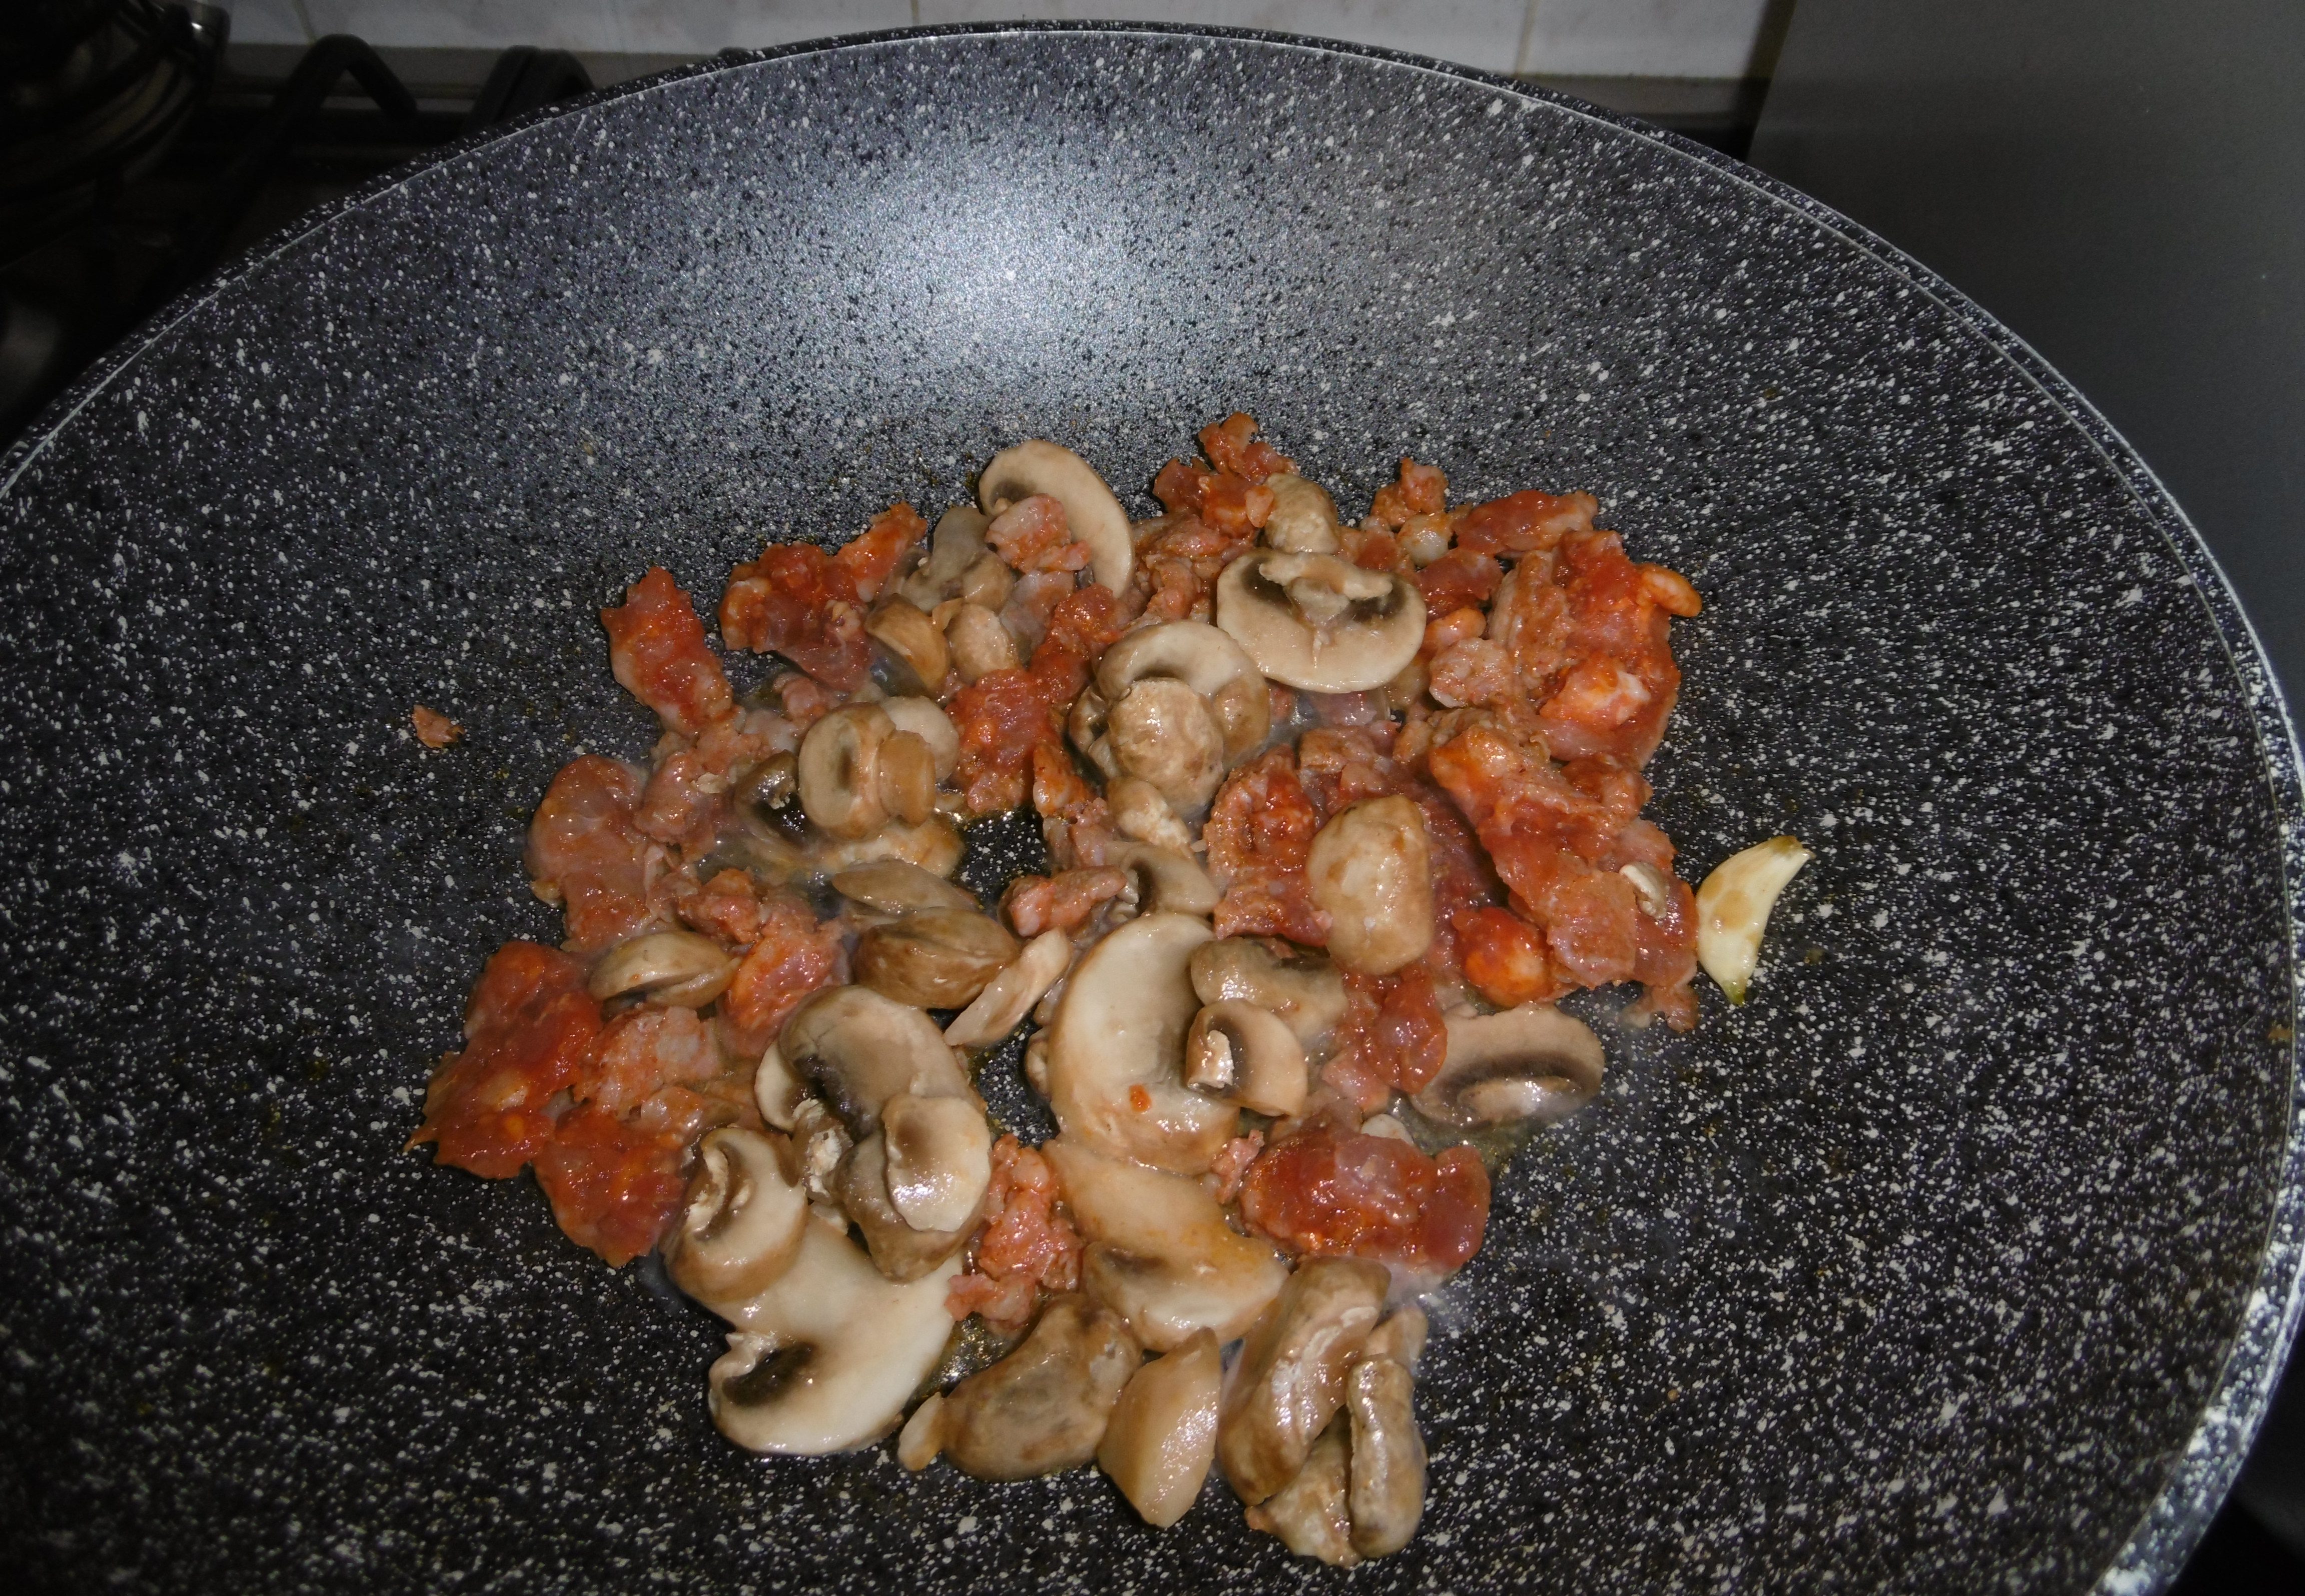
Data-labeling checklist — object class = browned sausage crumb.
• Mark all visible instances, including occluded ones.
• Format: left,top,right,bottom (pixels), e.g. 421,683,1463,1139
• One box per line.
412,705,463,749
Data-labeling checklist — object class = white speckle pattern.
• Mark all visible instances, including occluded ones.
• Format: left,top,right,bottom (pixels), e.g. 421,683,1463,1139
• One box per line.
0,22,2300,1596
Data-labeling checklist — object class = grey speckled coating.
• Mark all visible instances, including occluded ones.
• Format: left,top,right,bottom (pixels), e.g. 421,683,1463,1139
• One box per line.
2,24,2299,1595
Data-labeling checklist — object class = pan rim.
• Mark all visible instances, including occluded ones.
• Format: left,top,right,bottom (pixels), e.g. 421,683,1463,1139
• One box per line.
2,21,2296,1594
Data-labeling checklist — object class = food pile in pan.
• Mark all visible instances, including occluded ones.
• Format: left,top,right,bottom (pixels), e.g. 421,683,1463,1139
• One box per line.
411,414,1803,1562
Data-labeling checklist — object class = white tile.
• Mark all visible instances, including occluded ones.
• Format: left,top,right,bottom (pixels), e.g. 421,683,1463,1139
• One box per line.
917,2,1533,77
1521,0,1774,79
222,0,313,46
299,1,910,54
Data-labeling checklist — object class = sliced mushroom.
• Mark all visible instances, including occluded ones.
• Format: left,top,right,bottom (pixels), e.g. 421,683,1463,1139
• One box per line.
1108,841,1222,920
662,1127,809,1307
1261,474,1343,555
1107,776,1199,853
834,1125,983,1281
706,1211,962,1454
932,1293,1141,1480
1098,1328,1221,1529
796,704,934,838
832,857,979,919
1043,1136,1289,1350
1412,1002,1606,1128
855,908,1021,1008
943,928,1072,1049
778,984,976,1139
1182,1001,1308,1117
866,598,949,694
1305,796,1434,975
897,1391,946,1471
1215,549,1426,693
979,439,1133,592
1189,938,1349,1045
881,696,959,780
1044,912,1237,1174
587,930,736,1008
957,552,1014,611
1244,1416,1359,1567
1696,835,1812,1003
754,1043,808,1131
810,816,965,878
941,602,1020,683
897,505,990,611
1345,1330,1427,1557
881,1091,993,1233
1095,621,1272,766
1217,1256,1389,1505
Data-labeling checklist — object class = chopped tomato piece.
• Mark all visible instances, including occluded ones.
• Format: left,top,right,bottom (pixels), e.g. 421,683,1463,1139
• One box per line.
830,502,927,602
532,1103,691,1267
1002,868,1127,939
719,542,870,691
412,942,601,1179
716,890,846,1058
1198,413,1294,483
524,756,664,955
1369,458,1448,529
1453,489,1597,557
987,495,1090,575
1206,745,1329,946
601,567,733,736
946,1136,1081,1331
1239,1122,1489,1276
1415,548,1502,613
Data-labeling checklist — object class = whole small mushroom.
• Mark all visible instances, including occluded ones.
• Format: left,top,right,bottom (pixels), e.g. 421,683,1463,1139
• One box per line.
929,1293,1141,1479
1305,796,1434,975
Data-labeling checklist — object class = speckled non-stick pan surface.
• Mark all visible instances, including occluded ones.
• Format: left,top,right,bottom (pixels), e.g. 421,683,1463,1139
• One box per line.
2,24,2300,1594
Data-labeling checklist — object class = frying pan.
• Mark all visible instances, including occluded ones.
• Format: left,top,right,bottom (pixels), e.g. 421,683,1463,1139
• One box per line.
2,24,2298,1594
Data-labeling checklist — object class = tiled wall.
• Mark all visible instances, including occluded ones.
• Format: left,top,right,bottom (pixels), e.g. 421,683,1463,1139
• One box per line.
221,1,1781,79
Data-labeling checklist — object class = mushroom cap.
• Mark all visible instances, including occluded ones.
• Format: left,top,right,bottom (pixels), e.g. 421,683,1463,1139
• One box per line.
880,695,959,780
1095,620,1271,764
1104,677,1226,812
897,505,990,611
855,908,1021,1008
831,857,978,919
1305,795,1435,975
1189,938,1349,1044
586,930,737,1008
1183,1000,1309,1118
943,928,1072,1049
1412,1002,1606,1129
1260,474,1343,555
881,1091,994,1234
1107,841,1222,919
1217,1255,1389,1505
936,1293,1141,1481
834,1126,983,1281
706,1211,962,1454
663,1127,809,1308
865,599,948,695
1345,1354,1426,1559
779,984,975,1139
1215,549,1425,693
1245,1416,1359,1567
1097,1328,1222,1529
942,602,1020,683
978,439,1133,592
753,1043,808,1131
1043,1136,1289,1350
1045,912,1237,1174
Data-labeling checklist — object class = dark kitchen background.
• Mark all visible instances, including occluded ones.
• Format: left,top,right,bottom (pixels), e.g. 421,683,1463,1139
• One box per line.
5,3,2299,1589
